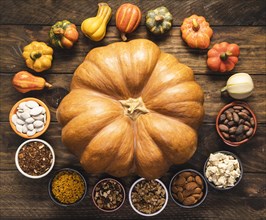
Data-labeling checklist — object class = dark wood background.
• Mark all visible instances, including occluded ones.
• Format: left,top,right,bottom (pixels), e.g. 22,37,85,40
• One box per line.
0,0,265,219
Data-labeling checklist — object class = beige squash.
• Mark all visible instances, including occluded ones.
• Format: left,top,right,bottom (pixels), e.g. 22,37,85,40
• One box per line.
56,39,204,179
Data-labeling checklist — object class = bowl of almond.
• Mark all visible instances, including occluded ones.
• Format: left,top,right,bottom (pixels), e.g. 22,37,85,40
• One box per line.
169,169,208,208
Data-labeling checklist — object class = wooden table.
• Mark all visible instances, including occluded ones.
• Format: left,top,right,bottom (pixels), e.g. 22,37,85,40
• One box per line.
1,0,265,219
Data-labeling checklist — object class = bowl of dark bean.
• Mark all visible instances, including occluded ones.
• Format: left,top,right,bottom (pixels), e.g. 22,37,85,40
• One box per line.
129,178,168,217
216,101,257,147
48,168,87,207
92,178,125,212
169,169,208,208
15,139,55,179
9,97,51,139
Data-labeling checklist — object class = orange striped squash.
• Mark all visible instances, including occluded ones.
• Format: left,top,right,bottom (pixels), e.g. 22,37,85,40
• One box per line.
116,3,142,41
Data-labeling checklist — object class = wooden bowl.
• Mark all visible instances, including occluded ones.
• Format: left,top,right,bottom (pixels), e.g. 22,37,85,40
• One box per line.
9,97,51,139
216,101,257,147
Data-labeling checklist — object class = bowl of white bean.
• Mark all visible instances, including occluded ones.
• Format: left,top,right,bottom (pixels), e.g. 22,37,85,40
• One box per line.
203,151,243,190
9,97,51,139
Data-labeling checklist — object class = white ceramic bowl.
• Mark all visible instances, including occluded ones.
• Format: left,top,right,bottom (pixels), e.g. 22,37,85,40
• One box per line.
15,139,55,179
129,178,168,217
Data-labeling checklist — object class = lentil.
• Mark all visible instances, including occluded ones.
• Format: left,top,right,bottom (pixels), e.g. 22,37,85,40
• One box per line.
51,170,85,204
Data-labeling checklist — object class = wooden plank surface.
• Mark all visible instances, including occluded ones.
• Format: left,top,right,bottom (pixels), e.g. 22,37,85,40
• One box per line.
1,0,266,26
1,26,266,74
0,0,265,219
1,74,266,123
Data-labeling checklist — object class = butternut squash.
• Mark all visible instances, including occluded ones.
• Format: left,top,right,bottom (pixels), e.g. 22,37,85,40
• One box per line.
12,71,52,93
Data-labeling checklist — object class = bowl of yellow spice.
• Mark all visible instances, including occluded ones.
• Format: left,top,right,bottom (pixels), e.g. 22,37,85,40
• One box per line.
48,168,87,206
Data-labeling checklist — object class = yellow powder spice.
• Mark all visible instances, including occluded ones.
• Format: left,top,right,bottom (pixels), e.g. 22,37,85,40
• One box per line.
52,170,85,204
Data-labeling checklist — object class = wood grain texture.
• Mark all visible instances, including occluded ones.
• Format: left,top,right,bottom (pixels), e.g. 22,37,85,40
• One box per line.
0,170,265,220
1,0,266,26
1,122,265,173
1,74,265,123
1,25,265,74
0,0,265,219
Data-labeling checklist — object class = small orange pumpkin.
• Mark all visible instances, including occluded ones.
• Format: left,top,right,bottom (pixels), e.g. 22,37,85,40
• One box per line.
116,3,142,41
207,42,240,72
181,14,213,49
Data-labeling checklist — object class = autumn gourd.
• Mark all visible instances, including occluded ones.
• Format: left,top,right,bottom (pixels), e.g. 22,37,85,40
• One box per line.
81,3,112,41
56,39,204,180
116,3,142,41
49,20,79,49
146,6,173,35
22,41,53,72
12,71,52,93
181,14,213,49
207,42,240,72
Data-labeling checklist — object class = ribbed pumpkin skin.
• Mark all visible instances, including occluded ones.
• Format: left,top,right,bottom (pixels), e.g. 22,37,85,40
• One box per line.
56,39,204,180
146,6,173,35
181,14,213,49
116,3,141,41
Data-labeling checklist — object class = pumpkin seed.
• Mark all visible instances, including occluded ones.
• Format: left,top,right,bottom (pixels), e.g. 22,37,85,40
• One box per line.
26,100,39,109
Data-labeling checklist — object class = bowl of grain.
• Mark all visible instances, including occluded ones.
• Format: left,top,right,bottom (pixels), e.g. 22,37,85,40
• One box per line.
15,139,55,179
169,169,208,208
9,97,51,139
129,178,168,217
48,168,87,207
92,178,125,212
203,151,243,190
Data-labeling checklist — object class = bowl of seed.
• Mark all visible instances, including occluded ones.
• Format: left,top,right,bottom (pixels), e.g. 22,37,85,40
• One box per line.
169,169,208,208
9,97,51,139
48,168,87,207
92,178,125,212
15,139,55,179
129,178,168,217
216,101,257,147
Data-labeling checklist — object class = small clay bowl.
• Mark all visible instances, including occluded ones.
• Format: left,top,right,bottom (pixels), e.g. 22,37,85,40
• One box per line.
9,97,51,139
48,168,87,207
15,139,55,179
169,169,208,208
203,151,243,190
216,101,257,147
92,178,125,212
129,178,168,217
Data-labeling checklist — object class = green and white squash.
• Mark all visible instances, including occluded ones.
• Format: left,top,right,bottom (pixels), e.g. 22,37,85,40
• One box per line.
146,6,173,35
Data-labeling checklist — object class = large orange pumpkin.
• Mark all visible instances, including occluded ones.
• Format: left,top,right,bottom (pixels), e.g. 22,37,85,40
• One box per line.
56,39,204,179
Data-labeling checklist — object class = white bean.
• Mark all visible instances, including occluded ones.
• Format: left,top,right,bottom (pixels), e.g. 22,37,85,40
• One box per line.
30,107,43,116
27,129,36,136
26,100,39,109
33,120,44,128
25,117,34,124
27,124,34,131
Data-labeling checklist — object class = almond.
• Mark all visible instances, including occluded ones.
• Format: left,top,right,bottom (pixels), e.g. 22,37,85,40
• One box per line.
187,176,194,182
179,172,193,178
193,187,202,194
185,182,198,191
195,175,203,187
177,192,184,202
182,189,194,198
174,176,186,186
183,196,196,206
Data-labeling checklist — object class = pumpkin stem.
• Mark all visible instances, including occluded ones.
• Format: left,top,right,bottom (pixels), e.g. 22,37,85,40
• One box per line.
121,32,127,41
192,18,200,31
220,51,232,61
155,15,164,22
119,97,149,120
45,82,52,88
30,52,42,61
53,28,64,35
